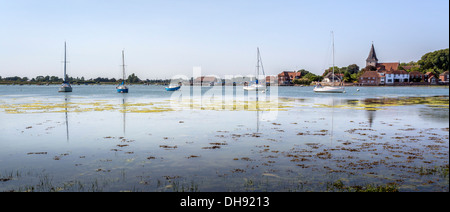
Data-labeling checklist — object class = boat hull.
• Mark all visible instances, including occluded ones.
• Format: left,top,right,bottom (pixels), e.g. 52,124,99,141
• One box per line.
117,89,128,93
58,83,72,93
313,86,345,93
165,86,181,91
243,84,265,91
117,85,128,93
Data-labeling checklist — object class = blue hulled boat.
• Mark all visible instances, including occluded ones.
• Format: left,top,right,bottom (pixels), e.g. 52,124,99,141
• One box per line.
165,85,181,91
117,81,128,93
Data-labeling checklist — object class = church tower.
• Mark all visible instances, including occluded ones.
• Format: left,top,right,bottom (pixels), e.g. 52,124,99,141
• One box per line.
366,43,378,67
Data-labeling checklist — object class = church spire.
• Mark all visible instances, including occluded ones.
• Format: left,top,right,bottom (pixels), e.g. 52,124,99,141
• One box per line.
366,43,378,67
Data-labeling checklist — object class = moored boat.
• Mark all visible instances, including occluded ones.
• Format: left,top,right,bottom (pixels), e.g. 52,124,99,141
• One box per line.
244,47,267,92
313,32,344,94
165,84,181,91
58,42,72,93
116,50,128,93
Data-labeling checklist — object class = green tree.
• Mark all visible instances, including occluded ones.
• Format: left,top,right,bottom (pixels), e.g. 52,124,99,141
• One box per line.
297,69,311,76
293,78,311,85
303,73,321,82
50,76,60,82
127,73,141,83
418,48,449,73
322,66,342,76
347,64,360,74
343,72,352,82
364,65,377,72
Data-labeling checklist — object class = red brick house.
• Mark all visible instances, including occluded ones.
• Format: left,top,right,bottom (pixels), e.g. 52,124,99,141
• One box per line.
359,71,384,85
194,76,218,86
278,71,301,85
425,72,437,84
409,71,425,82
439,71,449,83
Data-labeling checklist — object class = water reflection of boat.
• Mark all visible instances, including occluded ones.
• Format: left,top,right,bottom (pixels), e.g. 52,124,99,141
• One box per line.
64,95,70,142
122,97,126,135
116,50,129,93
58,42,73,93
244,47,267,92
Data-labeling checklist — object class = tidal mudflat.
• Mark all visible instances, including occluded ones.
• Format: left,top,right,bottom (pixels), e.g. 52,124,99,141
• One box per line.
0,85,448,192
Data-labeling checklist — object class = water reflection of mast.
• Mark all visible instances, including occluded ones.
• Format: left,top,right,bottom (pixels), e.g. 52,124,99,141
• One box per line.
331,99,334,143
122,96,126,135
256,98,260,133
64,95,70,142
330,98,335,144
256,89,260,132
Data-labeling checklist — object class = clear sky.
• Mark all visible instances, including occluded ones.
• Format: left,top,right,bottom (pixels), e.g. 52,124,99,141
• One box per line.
1,0,449,80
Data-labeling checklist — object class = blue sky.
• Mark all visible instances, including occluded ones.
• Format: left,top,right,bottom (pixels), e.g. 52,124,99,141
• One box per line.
1,0,448,79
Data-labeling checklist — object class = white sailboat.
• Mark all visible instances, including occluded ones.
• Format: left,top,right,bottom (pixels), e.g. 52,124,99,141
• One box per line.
314,32,345,93
244,47,266,91
116,50,129,93
58,42,72,93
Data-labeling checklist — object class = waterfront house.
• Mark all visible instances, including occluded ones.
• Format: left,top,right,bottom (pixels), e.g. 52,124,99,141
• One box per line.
425,72,437,84
384,69,409,84
409,71,425,82
277,71,301,85
439,71,449,83
322,72,343,83
374,62,410,84
266,75,278,86
194,76,219,86
359,71,384,85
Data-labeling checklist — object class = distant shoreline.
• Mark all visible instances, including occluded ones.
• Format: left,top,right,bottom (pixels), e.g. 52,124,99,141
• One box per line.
1,81,448,88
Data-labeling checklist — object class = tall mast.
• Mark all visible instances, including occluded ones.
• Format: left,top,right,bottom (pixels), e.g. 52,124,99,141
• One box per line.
64,42,67,82
122,50,125,83
259,48,265,76
332,31,335,84
256,47,260,84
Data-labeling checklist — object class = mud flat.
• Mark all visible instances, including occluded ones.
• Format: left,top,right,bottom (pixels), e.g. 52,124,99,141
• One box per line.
0,85,448,192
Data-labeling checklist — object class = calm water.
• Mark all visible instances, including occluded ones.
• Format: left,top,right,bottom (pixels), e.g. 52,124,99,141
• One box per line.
0,84,448,192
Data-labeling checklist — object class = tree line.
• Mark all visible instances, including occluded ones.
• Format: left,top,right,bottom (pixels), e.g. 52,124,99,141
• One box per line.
398,48,449,75
0,73,169,85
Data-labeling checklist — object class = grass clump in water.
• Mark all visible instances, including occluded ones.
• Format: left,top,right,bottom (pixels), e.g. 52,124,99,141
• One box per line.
327,179,399,192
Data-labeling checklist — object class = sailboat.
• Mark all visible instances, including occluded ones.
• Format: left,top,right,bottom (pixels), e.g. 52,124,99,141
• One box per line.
244,47,266,91
165,82,182,91
116,50,129,93
314,32,345,93
58,42,72,93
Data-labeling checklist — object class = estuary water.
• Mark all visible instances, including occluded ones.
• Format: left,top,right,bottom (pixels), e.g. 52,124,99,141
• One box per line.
0,84,448,192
